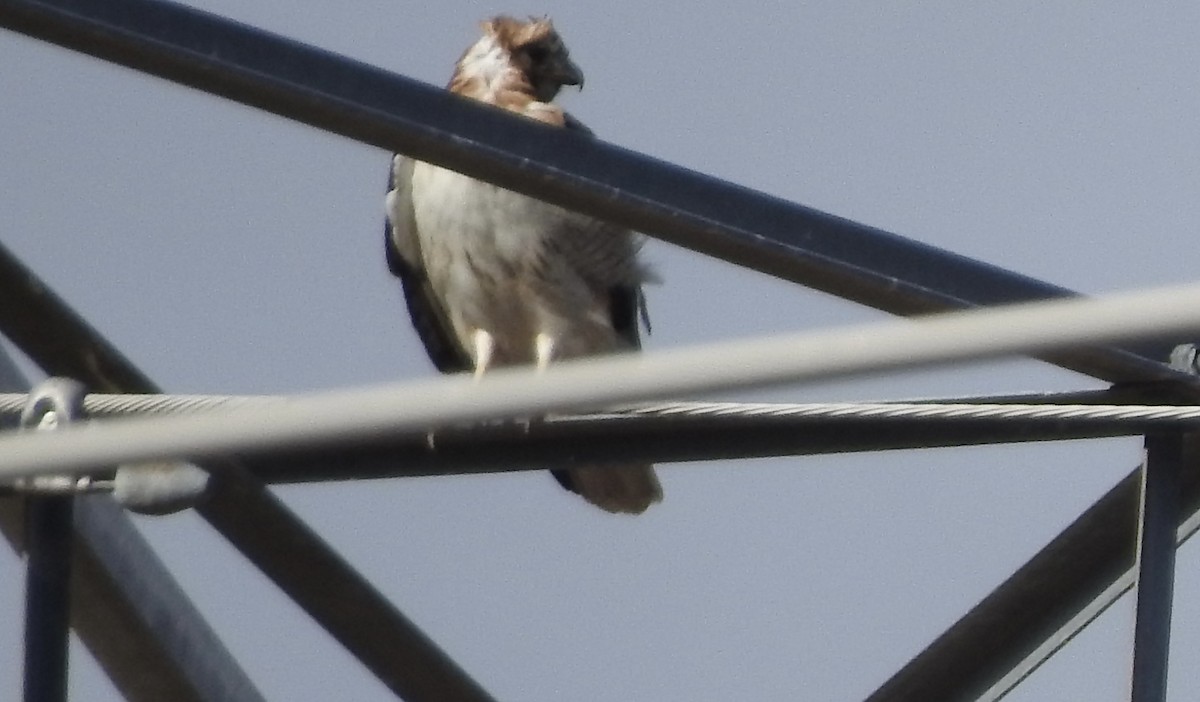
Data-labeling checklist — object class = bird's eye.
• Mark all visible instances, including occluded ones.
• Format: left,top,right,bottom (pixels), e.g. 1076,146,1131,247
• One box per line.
525,45,549,63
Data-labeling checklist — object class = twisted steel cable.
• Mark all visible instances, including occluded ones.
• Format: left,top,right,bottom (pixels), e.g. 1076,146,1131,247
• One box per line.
3,393,1200,426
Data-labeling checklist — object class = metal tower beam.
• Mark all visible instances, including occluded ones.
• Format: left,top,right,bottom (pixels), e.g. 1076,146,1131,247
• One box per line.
2,388,1188,486
0,0,1195,389
865,446,1200,702
232,403,1188,484
7,282,1200,478
1129,434,1182,702
19,379,85,702
0,344,265,702
2,1,1199,700
0,243,497,701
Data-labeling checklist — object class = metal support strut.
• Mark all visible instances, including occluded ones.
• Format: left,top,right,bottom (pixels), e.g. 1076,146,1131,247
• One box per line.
21,378,88,702
1130,433,1183,702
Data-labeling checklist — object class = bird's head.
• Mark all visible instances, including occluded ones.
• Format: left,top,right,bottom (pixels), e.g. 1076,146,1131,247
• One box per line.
478,16,584,101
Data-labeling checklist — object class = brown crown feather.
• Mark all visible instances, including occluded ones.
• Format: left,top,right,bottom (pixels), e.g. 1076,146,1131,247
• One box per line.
480,15,558,51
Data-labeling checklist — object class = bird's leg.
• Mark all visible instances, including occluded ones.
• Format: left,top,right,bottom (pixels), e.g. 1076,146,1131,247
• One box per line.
471,329,495,381
534,332,556,372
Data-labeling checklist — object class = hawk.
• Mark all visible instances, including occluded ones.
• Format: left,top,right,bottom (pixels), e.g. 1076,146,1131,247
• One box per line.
384,16,663,514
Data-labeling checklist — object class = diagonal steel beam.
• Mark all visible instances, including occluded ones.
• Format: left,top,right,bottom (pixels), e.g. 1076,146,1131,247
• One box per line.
0,0,1195,387
2,1,1199,699
863,459,1186,702
0,241,498,701
0,343,265,702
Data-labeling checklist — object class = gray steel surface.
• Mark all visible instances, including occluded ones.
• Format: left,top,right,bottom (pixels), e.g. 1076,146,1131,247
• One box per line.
1130,434,1182,702
0,346,266,702
0,238,498,700
1,0,1197,387
2,1,1199,700
20,379,86,702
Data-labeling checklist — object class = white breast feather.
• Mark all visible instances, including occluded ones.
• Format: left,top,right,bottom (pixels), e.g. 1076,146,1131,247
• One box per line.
408,160,648,366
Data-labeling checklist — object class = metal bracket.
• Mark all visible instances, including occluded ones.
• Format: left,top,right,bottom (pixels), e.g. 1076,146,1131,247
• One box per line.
20,377,88,702
11,379,110,495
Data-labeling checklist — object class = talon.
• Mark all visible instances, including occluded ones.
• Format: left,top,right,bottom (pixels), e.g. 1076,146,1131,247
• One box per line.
535,332,556,372
472,329,495,380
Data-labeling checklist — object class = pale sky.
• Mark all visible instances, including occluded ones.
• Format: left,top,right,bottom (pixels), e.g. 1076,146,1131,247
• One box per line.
4,3,1200,700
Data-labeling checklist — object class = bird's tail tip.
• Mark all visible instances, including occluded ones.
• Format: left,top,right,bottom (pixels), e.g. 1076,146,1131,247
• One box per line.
554,464,662,514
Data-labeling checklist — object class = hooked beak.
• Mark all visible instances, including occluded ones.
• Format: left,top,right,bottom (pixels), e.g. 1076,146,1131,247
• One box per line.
555,57,585,89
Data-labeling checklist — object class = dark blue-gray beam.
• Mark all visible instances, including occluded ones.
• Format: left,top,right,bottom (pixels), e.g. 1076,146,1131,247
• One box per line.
217,387,1194,485
2,1,1199,701
0,346,265,702
0,0,1195,388
1130,434,1182,702
21,379,86,702
0,240,498,702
